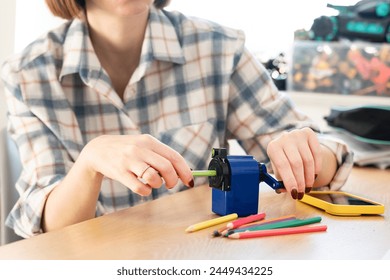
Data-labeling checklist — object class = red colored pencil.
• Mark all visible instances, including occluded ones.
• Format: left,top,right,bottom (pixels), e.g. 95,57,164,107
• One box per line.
228,225,327,239
221,214,297,237
235,214,296,230
226,212,266,230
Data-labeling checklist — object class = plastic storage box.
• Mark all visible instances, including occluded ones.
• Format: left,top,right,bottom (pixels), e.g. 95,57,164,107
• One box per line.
288,41,390,96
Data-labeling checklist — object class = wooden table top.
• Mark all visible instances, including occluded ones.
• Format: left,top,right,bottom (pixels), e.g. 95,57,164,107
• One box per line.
0,167,389,260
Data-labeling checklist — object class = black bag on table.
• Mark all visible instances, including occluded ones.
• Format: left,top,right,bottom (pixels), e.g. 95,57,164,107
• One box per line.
324,105,390,143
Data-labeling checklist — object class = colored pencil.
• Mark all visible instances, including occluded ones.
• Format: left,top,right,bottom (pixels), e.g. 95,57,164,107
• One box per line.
211,226,228,237
226,213,266,230
228,225,328,239
228,216,322,235
213,213,267,237
192,170,217,177
221,215,296,237
185,213,238,233
235,215,296,230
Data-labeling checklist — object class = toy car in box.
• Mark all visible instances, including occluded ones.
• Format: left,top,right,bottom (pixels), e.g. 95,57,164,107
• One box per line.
289,41,390,96
309,0,390,42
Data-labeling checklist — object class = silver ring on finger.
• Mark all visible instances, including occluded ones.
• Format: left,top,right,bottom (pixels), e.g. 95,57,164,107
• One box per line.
139,164,152,179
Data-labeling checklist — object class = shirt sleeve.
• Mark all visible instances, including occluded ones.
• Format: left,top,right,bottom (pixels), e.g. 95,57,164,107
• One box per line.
226,44,353,189
317,134,354,190
1,61,71,238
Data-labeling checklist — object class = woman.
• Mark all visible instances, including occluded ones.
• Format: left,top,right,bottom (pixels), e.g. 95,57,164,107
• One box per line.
1,0,353,238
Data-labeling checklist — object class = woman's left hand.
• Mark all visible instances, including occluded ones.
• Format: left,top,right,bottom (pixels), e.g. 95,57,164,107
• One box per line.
267,127,323,200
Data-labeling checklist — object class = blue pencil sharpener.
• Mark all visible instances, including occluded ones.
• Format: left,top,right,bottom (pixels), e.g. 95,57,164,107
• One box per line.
208,148,284,217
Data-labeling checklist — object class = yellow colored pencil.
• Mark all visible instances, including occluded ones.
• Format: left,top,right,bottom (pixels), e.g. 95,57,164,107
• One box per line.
185,213,238,233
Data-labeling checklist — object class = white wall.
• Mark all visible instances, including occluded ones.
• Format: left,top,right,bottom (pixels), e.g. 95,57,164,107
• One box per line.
14,0,359,58
14,0,65,53
167,0,358,59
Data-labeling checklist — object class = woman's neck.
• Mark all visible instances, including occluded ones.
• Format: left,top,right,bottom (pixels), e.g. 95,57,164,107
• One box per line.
87,10,149,55
86,6,150,98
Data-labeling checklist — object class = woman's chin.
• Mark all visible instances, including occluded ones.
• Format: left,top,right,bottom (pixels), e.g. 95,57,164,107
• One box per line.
115,2,150,17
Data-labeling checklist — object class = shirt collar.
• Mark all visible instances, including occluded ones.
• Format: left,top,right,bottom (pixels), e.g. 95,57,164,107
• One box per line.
148,6,185,65
59,17,102,84
59,6,185,84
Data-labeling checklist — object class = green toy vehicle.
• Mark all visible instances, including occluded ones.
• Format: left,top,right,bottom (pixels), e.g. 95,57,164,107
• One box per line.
309,0,390,42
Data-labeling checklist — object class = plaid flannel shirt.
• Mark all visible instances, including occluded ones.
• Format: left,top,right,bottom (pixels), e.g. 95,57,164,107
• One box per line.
1,7,353,238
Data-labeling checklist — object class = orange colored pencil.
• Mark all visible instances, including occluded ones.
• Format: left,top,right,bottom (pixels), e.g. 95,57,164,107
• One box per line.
226,212,266,230
228,225,328,239
221,214,296,236
211,225,228,237
236,214,296,230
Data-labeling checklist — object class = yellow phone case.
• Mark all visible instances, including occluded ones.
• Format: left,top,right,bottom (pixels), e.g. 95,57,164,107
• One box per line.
300,191,385,216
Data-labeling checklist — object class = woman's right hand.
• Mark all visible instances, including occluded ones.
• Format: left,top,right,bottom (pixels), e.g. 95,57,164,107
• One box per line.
79,134,194,196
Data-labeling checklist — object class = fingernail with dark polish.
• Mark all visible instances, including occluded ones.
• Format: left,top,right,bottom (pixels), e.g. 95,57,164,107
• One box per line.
305,187,312,193
291,188,298,199
188,179,194,188
276,188,287,194
298,192,304,200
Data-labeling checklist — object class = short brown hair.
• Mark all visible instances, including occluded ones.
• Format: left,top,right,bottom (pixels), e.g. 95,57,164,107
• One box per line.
45,0,171,20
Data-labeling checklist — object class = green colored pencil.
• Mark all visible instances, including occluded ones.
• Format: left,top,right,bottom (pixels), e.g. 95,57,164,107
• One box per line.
227,216,322,235
192,170,217,177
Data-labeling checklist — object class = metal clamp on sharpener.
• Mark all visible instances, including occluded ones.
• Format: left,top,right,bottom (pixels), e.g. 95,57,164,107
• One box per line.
206,148,285,217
